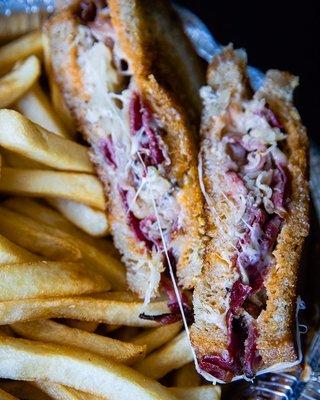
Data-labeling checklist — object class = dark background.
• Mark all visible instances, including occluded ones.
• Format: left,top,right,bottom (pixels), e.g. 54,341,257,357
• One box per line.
177,1,319,144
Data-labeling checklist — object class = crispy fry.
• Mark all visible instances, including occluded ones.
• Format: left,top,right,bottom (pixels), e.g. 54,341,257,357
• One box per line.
0,168,105,209
0,233,39,264
172,363,201,387
134,332,193,379
3,198,110,255
114,327,141,342
0,31,42,75
129,322,182,355
0,207,82,261
0,381,51,400
0,325,14,337
63,320,99,333
0,56,40,108
0,297,168,326
169,386,221,400
1,148,47,169
0,206,125,288
12,319,146,365
103,324,121,333
0,110,93,172
0,261,110,301
0,388,19,400
0,337,178,400
95,291,140,302
48,198,109,237
15,82,69,137
32,382,102,400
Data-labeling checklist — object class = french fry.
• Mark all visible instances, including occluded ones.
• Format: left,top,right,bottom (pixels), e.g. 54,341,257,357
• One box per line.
94,291,140,302
15,82,69,137
12,319,146,365
0,261,110,301
169,386,221,400
173,363,201,387
0,31,42,75
0,110,93,172
0,207,82,261
134,332,193,379
2,198,115,261
63,320,99,333
1,148,47,169
0,168,105,209
103,324,121,333
0,388,19,400
32,382,102,400
129,322,182,355
0,325,14,337
3,198,111,257
0,381,51,400
3,197,74,231
0,337,179,400
0,233,39,264
0,206,125,288
114,327,141,342
48,198,109,237
0,56,40,108
0,297,168,326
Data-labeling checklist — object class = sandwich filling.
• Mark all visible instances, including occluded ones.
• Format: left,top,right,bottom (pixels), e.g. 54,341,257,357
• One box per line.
199,93,290,381
75,0,192,314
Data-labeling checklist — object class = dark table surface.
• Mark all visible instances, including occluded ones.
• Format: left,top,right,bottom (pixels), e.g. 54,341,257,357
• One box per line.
177,1,319,145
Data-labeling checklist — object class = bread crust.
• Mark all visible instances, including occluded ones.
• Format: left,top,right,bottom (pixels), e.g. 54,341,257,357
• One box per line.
191,48,309,375
45,1,205,295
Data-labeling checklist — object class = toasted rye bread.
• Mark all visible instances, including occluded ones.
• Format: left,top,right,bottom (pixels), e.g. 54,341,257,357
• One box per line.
191,47,309,376
45,1,205,297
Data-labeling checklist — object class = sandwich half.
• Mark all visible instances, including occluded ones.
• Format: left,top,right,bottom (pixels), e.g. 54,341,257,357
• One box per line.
45,0,205,307
191,46,309,382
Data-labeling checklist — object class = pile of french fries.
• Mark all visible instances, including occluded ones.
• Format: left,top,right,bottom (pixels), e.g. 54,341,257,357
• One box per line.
0,28,221,400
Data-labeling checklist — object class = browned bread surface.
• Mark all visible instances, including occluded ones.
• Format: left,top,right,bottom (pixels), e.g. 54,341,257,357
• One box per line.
45,1,205,295
191,48,309,372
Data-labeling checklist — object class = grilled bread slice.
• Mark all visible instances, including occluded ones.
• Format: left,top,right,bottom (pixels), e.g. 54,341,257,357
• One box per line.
45,0,205,301
191,47,309,382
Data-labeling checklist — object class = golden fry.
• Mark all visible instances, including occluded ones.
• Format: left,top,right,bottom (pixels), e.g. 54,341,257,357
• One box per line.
15,82,69,137
0,337,178,400
0,206,82,261
12,319,146,365
32,382,102,400
0,205,125,288
0,56,40,108
0,380,51,400
48,198,109,237
0,31,42,75
1,148,47,169
134,332,193,379
0,110,93,172
173,363,201,387
130,322,182,355
0,233,39,264
0,296,168,326
63,320,99,333
0,261,110,301
4,198,109,253
0,388,19,400
0,168,105,209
